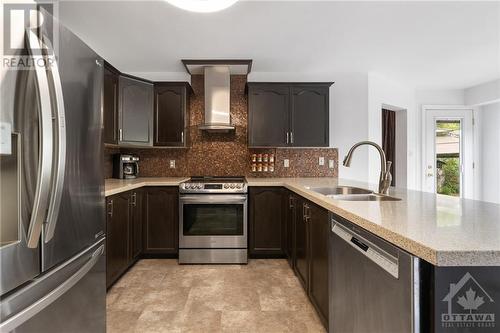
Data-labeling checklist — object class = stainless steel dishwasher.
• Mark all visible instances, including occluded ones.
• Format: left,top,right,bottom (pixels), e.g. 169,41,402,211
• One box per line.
329,213,424,333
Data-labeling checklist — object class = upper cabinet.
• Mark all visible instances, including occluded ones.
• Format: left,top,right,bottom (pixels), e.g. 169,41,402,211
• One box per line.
102,64,192,148
118,76,154,146
290,85,329,147
103,63,119,145
248,84,289,147
247,82,333,147
154,83,191,147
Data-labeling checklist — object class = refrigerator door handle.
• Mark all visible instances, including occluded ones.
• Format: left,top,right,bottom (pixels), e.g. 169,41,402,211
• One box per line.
42,34,67,243
0,245,104,333
25,29,54,249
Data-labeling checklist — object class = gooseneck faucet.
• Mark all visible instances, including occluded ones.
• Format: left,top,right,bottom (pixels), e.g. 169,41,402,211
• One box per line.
343,141,393,194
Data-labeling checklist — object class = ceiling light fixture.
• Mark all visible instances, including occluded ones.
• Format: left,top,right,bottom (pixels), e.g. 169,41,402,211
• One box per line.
165,0,239,13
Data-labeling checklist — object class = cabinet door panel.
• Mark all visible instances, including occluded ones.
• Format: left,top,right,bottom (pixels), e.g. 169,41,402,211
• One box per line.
106,193,130,288
154,85,186,146
103,65,118,144
294,198,309,290
143,187,178,254
248,85,289,147
119,76,153,146
130,190,143,260
308,202,329,327
285,192,296,268
290,86,329,147
249,187,285,257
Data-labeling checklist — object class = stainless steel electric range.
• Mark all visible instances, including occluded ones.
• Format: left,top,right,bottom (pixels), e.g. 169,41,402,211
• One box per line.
179,176,248,264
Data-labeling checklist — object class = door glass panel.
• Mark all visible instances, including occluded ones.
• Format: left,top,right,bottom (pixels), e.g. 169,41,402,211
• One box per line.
435,120,461,197
183,204,243,236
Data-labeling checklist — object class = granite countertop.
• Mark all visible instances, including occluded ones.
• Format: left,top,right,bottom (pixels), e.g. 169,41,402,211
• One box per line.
105,177,500,267
105,177,190,196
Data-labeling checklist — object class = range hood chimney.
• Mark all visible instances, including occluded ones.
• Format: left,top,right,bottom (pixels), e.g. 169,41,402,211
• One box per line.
198,66,235,132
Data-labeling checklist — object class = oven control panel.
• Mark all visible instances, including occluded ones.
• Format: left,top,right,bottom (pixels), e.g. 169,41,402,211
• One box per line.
179,182,247,193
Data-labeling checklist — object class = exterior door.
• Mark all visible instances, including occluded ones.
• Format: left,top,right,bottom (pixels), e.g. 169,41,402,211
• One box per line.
424,108,474,198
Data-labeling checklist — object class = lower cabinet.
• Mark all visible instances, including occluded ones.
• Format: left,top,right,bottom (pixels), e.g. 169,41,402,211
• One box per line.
142,187,179,255
307,201,330,327
289,194,330,329
106,189,142,288
249,187,286,257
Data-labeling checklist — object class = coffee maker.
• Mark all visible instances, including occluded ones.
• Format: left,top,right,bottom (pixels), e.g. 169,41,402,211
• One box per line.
113,154,140,179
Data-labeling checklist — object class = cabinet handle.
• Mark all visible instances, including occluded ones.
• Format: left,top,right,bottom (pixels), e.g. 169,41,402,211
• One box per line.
119,128,123,141
286,132,289,144
107,200,113,218
303,203,310,222
131,192,137,207
181,131,184,143
290,132,294,144
289,196,294,209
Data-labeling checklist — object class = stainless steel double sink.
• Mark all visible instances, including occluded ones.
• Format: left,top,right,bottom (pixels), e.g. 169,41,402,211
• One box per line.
306,185,401,201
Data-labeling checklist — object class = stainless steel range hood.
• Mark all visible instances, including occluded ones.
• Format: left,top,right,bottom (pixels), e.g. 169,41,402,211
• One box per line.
198,66,235,132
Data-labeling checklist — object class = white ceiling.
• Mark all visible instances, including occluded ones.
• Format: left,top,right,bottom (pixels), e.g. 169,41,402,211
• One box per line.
58,0,500,89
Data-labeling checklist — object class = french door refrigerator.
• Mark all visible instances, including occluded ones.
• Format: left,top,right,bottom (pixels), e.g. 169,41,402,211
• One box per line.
0,5,105,332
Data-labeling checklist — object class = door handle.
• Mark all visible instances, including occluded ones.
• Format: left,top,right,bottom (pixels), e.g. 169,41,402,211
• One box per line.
42,34,67,244
0,244,104,332
25,29,54,249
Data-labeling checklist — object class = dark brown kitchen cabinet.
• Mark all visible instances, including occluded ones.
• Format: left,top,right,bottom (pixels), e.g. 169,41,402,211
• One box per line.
248,187,286,257
106,192,131,288
118,75,153,146
294,196,309,290
154,83,190,147
307,201,330,327
285,191,297,269
129,190,143,260
143,187,179,255
247,82,332,147
103,63,119,144
289,196,329,328
247,84,290,147
290,85,329,147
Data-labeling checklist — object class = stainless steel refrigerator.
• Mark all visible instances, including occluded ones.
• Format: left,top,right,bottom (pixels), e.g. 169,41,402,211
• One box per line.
0,5,105,332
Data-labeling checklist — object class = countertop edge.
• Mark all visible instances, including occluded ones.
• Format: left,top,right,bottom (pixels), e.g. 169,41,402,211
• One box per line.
105,177,500,267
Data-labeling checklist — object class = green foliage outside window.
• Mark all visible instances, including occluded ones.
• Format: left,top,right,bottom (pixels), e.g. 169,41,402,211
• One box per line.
437,157,460,196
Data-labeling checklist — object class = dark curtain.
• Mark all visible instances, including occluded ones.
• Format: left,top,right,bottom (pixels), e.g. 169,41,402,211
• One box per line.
382,109,396,186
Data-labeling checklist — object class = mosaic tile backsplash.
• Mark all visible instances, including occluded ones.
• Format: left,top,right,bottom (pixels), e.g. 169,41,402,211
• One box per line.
104,75,338,179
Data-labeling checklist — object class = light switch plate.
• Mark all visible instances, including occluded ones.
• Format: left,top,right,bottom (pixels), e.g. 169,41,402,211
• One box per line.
284,159,290,168
328,160,335,169
319,157,325,166
0,122,12,155
169,160,176,168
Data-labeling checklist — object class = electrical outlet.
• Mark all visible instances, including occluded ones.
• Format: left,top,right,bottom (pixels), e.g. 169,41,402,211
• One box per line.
284,159,290,168
319,157,325,166
328,159,335,169
169,160,176,168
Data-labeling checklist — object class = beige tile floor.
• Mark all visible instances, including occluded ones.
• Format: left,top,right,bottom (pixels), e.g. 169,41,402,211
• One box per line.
107,259,327,333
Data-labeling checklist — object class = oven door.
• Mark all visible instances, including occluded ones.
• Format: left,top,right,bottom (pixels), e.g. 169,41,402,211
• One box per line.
179,194,247,249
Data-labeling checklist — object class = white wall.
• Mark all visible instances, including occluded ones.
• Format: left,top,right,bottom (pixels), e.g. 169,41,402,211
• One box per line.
368,73,416,189
478,103,500,203
248,71,371,182
464,79,500,106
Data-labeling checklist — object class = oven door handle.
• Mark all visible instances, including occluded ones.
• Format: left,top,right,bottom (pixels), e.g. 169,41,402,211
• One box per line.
180,195,247,204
